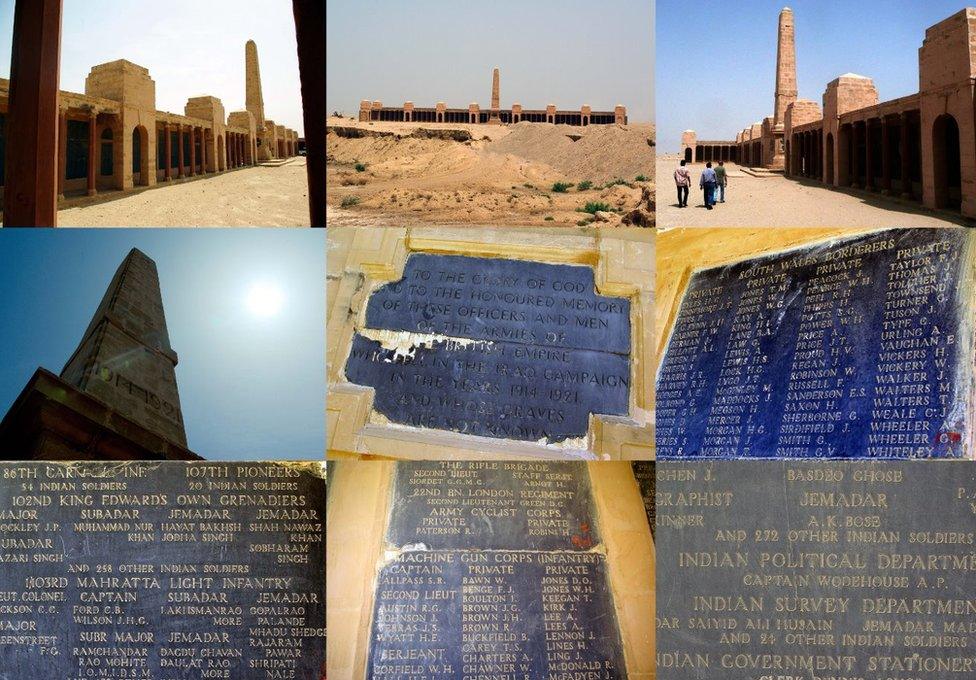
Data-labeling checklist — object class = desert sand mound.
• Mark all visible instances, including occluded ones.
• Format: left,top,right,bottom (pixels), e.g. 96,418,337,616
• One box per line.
486,122,653,183
327,118,655,228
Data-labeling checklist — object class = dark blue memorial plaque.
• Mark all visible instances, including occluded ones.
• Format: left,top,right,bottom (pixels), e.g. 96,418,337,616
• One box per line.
364,253,631,353
657,460,976,680
0,462,326,680
367,550,627,680
345,253,633,443
386,461,600,551
656,228,974,459
345,334,630,443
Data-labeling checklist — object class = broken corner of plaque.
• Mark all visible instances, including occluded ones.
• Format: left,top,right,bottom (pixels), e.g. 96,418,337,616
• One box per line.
656,227,976,460
342,253,633,445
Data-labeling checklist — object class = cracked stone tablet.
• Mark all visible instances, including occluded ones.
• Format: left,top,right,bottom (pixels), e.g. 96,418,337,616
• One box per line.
345,253,633,443
657,228,975,459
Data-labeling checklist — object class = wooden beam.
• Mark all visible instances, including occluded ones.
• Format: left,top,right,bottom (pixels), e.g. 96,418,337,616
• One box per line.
4,0,64,227
293,0,325,228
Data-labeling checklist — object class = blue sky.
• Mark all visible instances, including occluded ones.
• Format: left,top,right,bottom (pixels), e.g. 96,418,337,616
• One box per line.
0,229,324,460
327,0,654,123
657,0,967,152
0,0,305,136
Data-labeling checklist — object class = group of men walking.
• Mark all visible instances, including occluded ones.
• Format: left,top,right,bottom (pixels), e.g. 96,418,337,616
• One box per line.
673,160,728,209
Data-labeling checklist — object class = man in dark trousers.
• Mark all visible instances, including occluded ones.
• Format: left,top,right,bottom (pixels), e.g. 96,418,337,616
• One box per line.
673,159,691,207
700,162,717,209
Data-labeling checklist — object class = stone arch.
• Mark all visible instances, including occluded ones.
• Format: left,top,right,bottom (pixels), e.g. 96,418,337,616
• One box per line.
932,113,961,210
100,127,114,177
217,135,225,172
825,132,834,185
131,125,149,186
684,147,693,163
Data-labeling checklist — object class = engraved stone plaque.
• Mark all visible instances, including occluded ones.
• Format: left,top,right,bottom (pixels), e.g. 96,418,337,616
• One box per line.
386,461,599,551
657,228,974,458
367,551,626,679
367,462,627,678
345,253,632,443
0,462,326,679
632,461,655,537
657,460,976,679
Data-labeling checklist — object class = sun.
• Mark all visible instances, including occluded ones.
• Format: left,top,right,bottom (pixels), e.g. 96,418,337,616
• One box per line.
246,281,285,318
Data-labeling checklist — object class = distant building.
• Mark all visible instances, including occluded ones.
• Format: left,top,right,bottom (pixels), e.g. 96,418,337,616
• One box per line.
360,68,626,127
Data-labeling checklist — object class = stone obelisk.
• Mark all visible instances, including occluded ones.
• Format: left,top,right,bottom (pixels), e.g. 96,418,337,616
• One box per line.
770,7,796,169
489,67,501,124
773,8,797,130
246,40,272,160
61,248,188,447
246,40,266,126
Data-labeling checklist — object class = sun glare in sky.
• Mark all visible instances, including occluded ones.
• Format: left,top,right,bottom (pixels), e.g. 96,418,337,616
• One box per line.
246,281,285,318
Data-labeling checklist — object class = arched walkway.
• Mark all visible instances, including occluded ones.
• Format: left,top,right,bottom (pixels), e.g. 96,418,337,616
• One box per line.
132,126,149,186
825,133,834,185
100,127,114,179
684,147,692,163
932,114,961,210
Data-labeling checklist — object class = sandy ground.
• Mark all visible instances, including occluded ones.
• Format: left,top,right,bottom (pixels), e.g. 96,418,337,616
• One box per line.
327,116,654,228
55,159,311,227
657,156,967,228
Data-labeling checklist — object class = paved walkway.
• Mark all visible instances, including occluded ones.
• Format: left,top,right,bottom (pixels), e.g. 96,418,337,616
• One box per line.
658,158,967,228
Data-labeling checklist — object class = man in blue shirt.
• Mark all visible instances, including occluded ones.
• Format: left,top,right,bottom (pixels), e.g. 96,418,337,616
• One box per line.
700,162,717,209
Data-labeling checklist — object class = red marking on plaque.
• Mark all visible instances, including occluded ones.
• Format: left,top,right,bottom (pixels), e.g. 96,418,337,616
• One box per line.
935,431,962,445
572,521,594,549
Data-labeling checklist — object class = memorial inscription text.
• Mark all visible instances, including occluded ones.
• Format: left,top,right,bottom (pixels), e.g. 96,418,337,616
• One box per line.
0,462,326,679
345,254,632,443
657,228,972,458
368,462,627,679
658,460,976,678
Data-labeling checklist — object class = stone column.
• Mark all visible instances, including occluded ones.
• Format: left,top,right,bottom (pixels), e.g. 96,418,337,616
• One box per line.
86,111,96,196
245,39,266,127
57,110,66,199
773,8,797,129
189,128,196,177
851,122,861,187
5,0,63,225
177,125,185,179
900,112,912,198
164,123,172,180
864,119,874,190
880,117,892,194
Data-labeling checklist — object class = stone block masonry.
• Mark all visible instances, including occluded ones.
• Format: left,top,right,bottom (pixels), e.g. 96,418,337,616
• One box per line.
0,40,301,206
359,67,626,126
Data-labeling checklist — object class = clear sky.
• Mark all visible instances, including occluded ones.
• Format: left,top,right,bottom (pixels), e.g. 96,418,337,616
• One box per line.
327,0,654,123
0,0,305,136
657,0,967,152
0,229,325,460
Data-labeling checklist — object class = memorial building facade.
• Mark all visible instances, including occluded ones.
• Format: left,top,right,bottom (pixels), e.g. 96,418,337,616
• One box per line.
679,7,976,219
0,41,301,207
359,67,628,126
